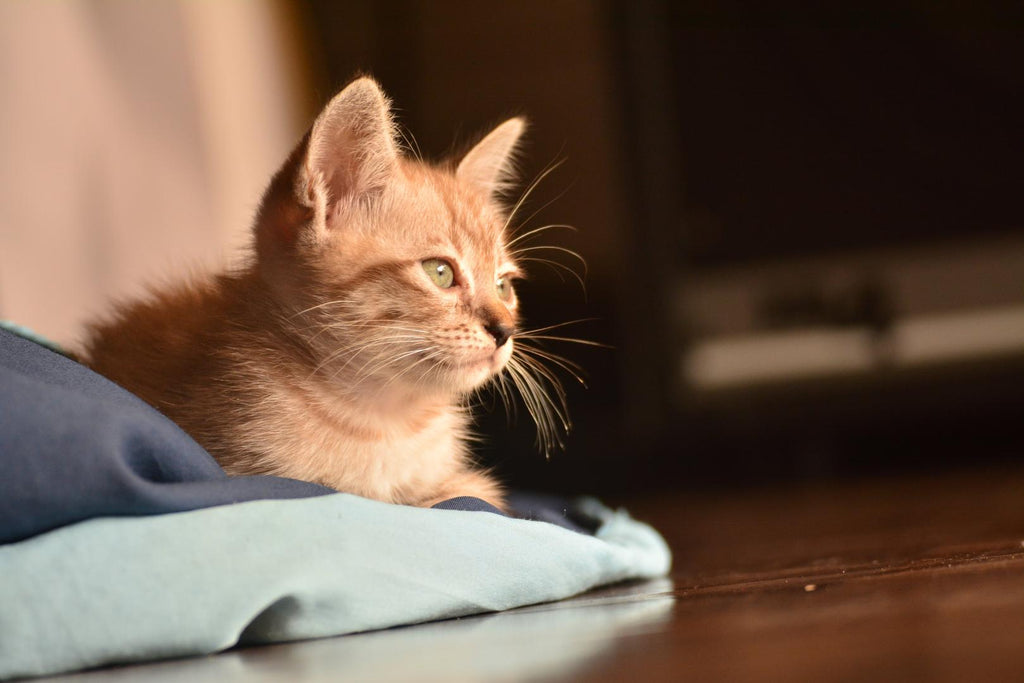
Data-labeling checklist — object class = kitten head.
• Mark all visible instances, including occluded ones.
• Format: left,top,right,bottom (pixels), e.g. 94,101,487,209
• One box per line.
254,78,526,399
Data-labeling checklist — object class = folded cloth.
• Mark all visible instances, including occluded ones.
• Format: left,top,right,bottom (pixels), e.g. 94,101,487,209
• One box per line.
0,325,333,544
0,326,671,679
0,492,670,679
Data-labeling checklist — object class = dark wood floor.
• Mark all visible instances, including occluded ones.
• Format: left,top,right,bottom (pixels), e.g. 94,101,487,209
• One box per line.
44,467,1024,682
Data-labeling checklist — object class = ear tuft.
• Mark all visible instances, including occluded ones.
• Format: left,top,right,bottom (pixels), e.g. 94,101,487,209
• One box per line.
456,117,526,198
302,77,399,215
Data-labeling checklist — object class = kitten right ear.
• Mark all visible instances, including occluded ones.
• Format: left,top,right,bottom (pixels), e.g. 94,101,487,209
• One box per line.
300,78,400,225
457,118,526,198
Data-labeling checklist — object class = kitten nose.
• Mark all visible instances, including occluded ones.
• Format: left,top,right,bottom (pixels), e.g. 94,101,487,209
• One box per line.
485,320,515,347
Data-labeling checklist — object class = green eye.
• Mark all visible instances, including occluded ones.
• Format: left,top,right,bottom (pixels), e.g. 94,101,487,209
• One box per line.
422,259,455,289
496,276,513,302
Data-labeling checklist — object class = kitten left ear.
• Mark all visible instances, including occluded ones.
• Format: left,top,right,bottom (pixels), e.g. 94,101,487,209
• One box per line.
300,78,400,227
255,78,399,259
456,118,526,198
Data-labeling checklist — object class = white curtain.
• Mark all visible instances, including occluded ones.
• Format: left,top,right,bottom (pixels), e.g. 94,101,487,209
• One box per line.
0,0,311,346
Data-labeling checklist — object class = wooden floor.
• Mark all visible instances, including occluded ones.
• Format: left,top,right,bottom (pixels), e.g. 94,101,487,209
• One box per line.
45,468,1024,682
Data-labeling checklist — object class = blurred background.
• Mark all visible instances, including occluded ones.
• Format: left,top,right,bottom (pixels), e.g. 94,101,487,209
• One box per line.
1,0,1021,499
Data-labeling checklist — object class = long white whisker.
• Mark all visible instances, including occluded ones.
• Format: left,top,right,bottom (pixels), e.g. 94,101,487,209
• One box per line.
515,343,588,387
310,335,425,379
504,353,570,456
509,245,588,277
502,159,567,234
505,223,577,249
515,334,611,348
354,345,434,382
374,349,446,395
515,318,600,335
509,183,573,236
516,256,586,291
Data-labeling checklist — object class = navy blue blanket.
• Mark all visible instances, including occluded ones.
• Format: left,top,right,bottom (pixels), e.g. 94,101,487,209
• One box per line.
0,327,337,543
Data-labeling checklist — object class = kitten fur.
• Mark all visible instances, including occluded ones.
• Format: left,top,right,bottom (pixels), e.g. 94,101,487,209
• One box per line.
83,78,535,509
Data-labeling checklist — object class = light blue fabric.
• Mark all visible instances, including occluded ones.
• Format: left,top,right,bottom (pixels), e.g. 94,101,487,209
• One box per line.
0,493,670,680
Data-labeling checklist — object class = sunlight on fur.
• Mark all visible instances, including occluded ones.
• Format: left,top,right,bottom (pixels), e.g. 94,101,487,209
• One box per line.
82,77,587,510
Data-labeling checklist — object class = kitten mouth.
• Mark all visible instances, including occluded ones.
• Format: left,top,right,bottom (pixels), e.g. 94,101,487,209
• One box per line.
454,355,499,372
451,348,510,377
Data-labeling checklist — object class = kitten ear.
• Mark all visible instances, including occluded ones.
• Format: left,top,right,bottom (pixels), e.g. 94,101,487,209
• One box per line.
300,77,399,221
456,118,526,198
255,79,399,258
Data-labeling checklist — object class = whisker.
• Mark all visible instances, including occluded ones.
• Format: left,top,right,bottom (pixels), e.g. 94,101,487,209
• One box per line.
315,335,427,382
306,321,427,344
504,360,551,451
515,318,600,336
503,353,571,456
313,334,423,369
516,353,569,407
375,349,445,394
515,334,612,349
515,343,588,387
353,344,433,382
505,223,577,249
509,245,588,275
509,182,573,237
516,256,586,292
502,158,566,235
495,369,518,424
289,299,353,319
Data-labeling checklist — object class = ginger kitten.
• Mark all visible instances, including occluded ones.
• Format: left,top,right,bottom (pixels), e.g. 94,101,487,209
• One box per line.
83,78,564,510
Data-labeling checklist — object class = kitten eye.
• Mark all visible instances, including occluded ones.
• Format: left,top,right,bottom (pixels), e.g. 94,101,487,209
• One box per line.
422,259,455,289
496,276,514,302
